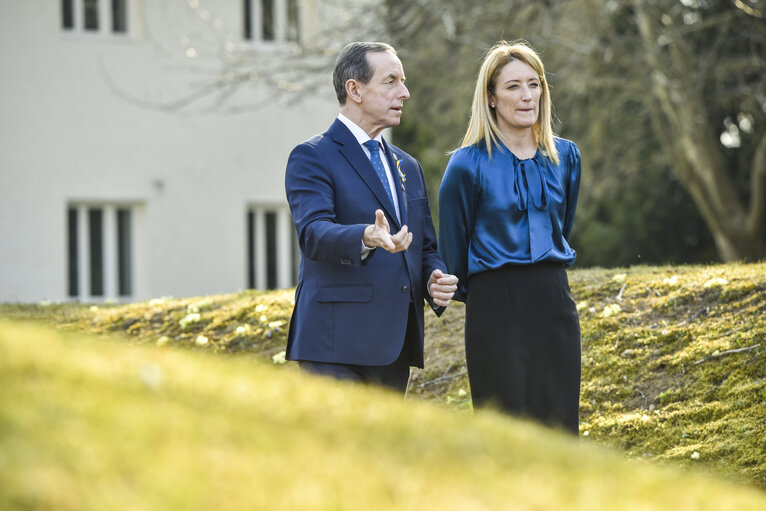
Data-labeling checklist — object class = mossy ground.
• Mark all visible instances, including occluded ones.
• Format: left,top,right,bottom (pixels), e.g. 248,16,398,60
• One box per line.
414,263,766,488
2,262,764,491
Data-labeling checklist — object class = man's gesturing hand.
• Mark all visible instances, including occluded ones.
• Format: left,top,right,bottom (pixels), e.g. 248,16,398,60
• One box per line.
363,209,412,253
428,269,458,307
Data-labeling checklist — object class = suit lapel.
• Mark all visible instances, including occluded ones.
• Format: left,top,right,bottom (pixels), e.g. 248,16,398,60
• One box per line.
330,120,401,229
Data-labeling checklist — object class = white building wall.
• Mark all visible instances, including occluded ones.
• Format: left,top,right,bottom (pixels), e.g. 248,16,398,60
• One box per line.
0,0,350,302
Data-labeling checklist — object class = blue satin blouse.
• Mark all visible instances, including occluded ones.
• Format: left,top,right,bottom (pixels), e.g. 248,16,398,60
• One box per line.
438,137,581,301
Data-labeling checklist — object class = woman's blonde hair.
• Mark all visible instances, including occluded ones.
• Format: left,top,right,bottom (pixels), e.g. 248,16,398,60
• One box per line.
459,41,558,165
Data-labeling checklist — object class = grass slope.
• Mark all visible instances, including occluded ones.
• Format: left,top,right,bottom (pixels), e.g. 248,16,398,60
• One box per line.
1,262,764,489
2,321,766,510
415,263,766,488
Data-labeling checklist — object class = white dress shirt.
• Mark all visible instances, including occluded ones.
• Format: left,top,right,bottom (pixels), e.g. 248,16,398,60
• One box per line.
337,113,401,221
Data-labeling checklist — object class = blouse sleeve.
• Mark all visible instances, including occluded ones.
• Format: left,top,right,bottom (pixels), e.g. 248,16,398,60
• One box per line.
438,149,480,302
562,142,582,241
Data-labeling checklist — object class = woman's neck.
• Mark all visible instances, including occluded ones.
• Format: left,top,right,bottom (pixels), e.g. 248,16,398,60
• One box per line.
498,128,537,160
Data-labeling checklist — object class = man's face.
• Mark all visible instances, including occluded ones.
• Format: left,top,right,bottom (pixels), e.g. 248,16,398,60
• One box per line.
356,50,410,136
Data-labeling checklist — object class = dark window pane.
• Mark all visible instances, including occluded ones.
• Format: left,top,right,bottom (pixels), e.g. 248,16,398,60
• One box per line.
287,0,299,42
290,215,299,287
117,209,132,296
265,211,277,289
261,0,274,41
247,211,256,289
68,208,78,296
88,208,103,296
112,0,127,33
243,0,252,40
62,0,74,29
84,0,99,31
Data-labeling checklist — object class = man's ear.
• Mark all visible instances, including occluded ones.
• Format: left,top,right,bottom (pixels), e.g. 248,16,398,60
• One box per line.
345,79,363,104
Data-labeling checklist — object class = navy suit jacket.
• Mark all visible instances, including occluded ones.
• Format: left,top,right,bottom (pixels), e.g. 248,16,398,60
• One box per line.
284,118,446,368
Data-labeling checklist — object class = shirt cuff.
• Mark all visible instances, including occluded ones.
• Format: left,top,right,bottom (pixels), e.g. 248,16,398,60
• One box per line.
361,239,374,260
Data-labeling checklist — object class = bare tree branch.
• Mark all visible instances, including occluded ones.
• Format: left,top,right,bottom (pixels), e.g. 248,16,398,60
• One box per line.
732,0,764,18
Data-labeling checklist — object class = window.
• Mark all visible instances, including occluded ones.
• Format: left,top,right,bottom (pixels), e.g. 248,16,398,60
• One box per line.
286,0,299,42
243,0,301,43
67,208,79,296
67,204,136,301
290,217,299,285
112,0,127,33
88,208,104,294
265,211,278,288
62,0,75,29
117,208,132,295
83,0,99,31
243,0,253,40
247,206,298,290
61,0,128,34
261,0,275,41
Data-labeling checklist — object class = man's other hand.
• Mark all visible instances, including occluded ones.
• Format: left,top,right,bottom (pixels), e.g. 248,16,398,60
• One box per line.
428,269,458,307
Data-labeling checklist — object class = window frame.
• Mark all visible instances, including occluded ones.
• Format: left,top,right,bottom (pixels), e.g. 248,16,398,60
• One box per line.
67,202,138,302
61,0,130,37
242,0,301,45
246,205,298,290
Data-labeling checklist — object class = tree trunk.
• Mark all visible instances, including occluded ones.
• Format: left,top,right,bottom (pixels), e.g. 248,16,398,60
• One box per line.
633,1,766,261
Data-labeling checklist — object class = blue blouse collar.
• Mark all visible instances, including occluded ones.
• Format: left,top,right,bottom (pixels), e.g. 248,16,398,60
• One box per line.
491,143,549,212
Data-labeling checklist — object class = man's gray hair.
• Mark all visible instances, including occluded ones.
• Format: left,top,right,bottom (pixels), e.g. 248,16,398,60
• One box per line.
333,41,397,105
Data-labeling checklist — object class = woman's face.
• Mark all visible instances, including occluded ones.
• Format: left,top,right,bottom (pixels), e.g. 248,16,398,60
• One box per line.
489,59,541,135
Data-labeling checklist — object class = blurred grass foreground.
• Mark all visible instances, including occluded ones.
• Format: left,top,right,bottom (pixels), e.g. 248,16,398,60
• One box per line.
1,320,765,511
1,262,765,509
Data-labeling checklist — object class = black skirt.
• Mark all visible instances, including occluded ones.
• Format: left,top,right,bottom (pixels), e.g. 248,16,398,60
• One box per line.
465,263,581,434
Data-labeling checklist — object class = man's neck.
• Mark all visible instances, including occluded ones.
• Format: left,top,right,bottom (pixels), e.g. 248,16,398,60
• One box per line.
339,106,383,139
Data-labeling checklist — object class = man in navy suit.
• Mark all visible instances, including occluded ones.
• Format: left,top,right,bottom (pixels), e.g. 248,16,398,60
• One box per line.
284,42,458,394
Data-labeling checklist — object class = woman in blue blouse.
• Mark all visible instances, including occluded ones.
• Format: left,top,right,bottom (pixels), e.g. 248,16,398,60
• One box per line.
439,41,581,434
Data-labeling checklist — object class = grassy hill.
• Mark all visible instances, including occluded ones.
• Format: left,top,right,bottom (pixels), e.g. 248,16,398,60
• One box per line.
1,262,764,494
414,263,766,488
2,320,766,510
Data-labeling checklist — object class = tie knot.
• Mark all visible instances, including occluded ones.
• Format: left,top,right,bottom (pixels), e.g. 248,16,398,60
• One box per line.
364,140,380,153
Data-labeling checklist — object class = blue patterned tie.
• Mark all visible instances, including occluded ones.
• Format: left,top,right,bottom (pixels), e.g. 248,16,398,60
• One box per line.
363,139,395,208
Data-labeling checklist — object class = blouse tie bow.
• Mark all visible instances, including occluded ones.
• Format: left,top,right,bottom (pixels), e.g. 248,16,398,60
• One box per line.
515,159,555,261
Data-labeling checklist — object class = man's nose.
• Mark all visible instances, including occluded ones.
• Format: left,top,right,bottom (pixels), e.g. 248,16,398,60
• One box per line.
400,82,410,99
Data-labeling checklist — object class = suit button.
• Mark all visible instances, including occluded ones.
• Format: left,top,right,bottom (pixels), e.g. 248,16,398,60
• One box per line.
401,285,409,293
